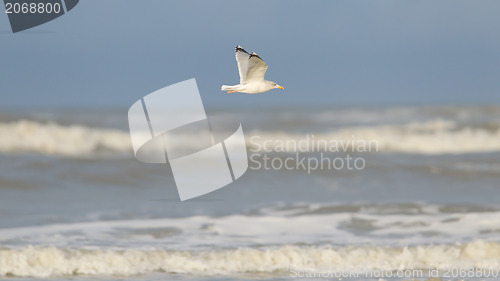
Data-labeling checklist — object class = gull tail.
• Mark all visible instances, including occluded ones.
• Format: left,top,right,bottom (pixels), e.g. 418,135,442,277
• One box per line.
221,85,238,92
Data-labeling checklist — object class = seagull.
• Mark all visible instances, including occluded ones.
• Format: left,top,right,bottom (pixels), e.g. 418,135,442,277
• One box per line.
221,45,284,94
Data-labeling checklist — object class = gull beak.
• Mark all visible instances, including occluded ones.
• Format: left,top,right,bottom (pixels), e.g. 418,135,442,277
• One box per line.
278,86,284,89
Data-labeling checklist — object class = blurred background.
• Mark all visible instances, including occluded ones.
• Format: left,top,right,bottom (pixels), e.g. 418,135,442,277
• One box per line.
1,0,500,108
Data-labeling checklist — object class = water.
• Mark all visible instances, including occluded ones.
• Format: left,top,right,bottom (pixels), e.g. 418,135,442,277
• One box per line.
0,105,499,280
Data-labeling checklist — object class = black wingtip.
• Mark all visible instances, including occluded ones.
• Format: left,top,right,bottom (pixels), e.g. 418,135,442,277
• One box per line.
235,45,249,54
249,52,262,60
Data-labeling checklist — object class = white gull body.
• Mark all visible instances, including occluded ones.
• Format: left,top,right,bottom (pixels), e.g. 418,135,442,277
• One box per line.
221,45,284,94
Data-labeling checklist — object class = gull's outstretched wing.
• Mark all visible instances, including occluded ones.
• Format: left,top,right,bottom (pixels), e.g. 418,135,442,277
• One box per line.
235,45,250,84
245,52,268,83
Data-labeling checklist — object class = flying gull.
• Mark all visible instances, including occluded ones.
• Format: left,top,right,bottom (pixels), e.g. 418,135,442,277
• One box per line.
221,45,284,94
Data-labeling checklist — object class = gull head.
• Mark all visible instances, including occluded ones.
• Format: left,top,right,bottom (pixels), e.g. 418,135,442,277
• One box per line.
268,81,284,90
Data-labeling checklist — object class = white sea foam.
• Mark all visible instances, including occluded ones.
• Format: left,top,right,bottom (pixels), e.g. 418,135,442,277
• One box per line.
0,240,499,277
249,119,500,154
0,119,499,156
1,204,500,277
0,120,132,156
1,207,500,253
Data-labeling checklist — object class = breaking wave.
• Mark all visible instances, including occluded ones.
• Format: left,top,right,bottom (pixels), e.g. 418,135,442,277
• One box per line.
0,240,499,277
0,120,132,156
0,119,499,156
249,119,500,155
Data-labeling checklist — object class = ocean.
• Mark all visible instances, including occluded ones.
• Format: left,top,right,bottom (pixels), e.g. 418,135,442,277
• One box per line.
0,105,499,280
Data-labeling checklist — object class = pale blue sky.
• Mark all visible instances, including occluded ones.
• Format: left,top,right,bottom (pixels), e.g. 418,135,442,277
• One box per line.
1,0,499,108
